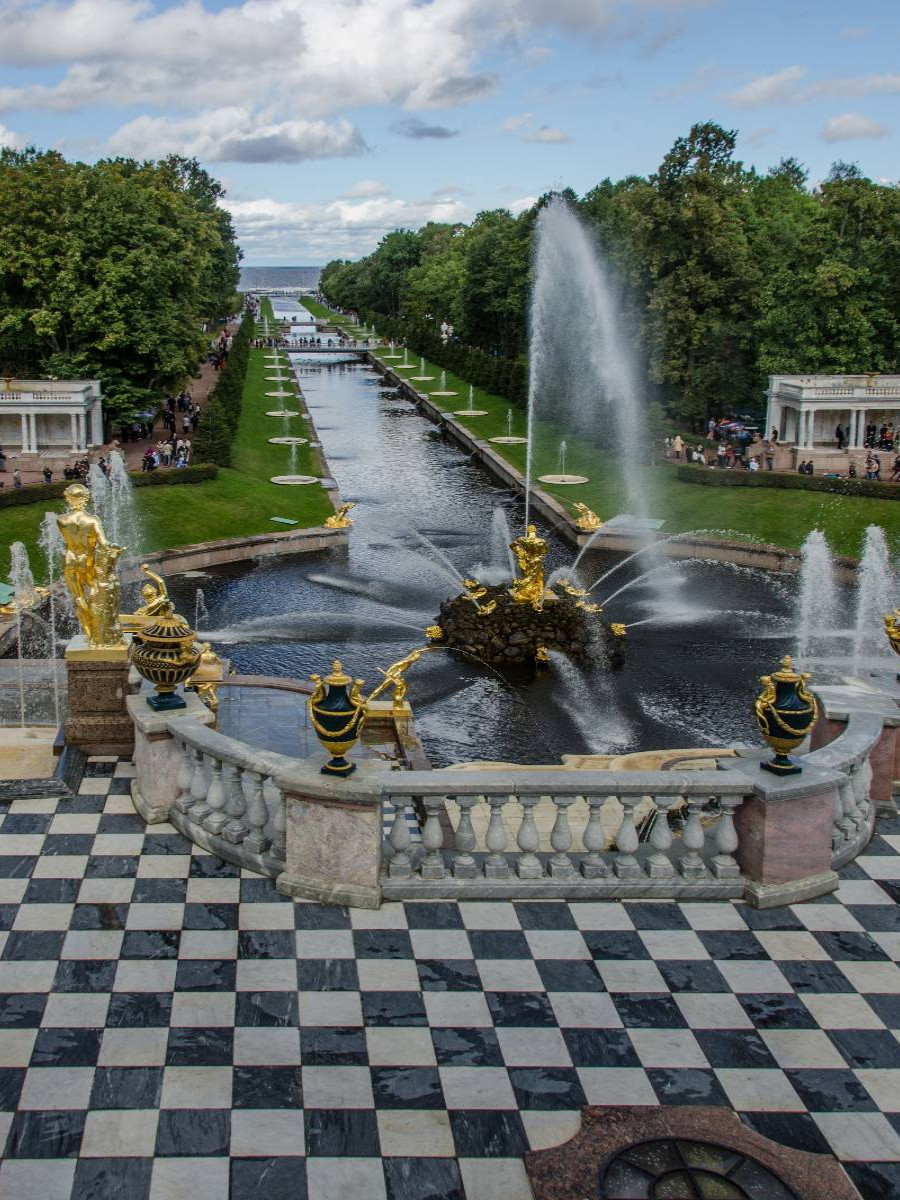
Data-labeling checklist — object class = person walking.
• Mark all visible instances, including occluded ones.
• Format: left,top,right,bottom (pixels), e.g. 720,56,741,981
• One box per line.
672,434,684,460
835,424,845,450
12,469,21,489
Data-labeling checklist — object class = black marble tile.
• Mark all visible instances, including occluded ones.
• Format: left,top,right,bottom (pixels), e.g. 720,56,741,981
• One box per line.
242,878,294,904
582,930,649,960
431,1027,504,1068
786,1067,878,1112
141,833,193,856
371,1066,443,1109
183,902,238,930
23,877,80,903
416,959,481,992
353,930,414,959
235,990,298,1028
864,993,900,1027
232,1066,303,1109
737,994,817,1029
384,1158,464,1200
829,1028,900,1069
84,761,117,776
175,959,236,992
238,930,294,959
733,904,805,931
69,902,127,931
657,960,732,993
31,1027,103,1066
697,931,768,960
2,813,53,834
0,1067,25,1110
467,930,531,959
304,1108,379,1156
105,992,173,1028
562,1028,640,1068
362,990,428,1027
165,1028,233,1066
404,902,464,930
86,855,138,878
647,1067,731,1107
2,930,65,960
189,854,240,878
156,1108,230,1156
449,1108,529,1157
778,960,856,994
230,1157,308,1200
97,812,146,833
72,1156,153,1200
89,1066,164,1109
105,777,138,796
131,878,187,904
849,905,900,933
812,930,890,962
0,904,17,930
67,796,107,814
121,930,180,959
845,1162,900,1200
740,1111,833,1156
42,833,95,855
486,990,557,1028
300,1027,368,1066
0,855,36,878
693,1029,779,1069
508,1066,587,1110
625,902,691,930
0,992,46,1027
613,994,687,1029
535,958,604,993
5,1109,85,1157
296,959,359,991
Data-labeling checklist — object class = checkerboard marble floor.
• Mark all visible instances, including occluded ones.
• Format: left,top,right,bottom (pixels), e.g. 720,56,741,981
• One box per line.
1,757,900,1199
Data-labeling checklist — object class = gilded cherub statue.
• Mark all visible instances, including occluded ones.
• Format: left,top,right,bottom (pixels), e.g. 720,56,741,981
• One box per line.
509,524,550,609
324,501,356,529
573,502,602,533
368,647,426,712
121,564,171,634
57,483,126,649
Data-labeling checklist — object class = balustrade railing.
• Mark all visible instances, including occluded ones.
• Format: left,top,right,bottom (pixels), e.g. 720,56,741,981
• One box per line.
806,710,879,868
381,770,753,899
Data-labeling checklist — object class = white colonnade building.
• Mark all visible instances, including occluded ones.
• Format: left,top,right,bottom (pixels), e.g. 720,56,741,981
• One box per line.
0,379,104,458
766,374,900,463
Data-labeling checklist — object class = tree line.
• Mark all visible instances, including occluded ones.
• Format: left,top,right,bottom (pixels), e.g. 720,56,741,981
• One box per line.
320,123,900,424
0,149,241,427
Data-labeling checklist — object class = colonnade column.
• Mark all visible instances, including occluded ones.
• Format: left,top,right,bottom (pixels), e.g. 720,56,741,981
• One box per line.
70,413,79,450
25,413,37,453
75,413,84,450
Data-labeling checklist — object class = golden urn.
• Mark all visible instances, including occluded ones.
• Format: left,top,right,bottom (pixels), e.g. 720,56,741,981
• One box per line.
308,660,367,776
754,655,818,776
131,601,202,711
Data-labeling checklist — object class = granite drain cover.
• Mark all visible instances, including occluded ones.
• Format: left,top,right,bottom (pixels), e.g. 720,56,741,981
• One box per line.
601,1138,798,1199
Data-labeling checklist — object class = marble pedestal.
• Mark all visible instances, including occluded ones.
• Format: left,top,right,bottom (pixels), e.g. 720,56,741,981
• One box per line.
128,692,216,823
64,636,134,755
276,757,386,909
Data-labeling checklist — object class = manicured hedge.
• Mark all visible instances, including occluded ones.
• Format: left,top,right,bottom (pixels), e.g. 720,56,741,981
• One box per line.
0,463,218,508
676,464,900,501
191,309,254,466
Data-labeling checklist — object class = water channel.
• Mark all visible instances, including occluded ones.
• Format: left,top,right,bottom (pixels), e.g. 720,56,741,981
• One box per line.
162,297,809,768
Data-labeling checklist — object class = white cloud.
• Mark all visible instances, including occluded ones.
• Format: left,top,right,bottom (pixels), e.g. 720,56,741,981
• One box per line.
808,73,900,100
508,195,537,215
524,124,571,143
837,26,871,41
502,113,534,132
822,112,888,143
344,180,390,199
724,65,806,108
0,122,22,149
747,126,772,148
223,191,471,262
107,109,367,163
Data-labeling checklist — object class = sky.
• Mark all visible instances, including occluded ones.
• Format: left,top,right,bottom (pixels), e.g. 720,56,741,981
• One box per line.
0,0,898,264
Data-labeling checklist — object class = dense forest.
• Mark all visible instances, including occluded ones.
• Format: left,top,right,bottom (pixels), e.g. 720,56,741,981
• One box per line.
0,149,241,426
320,123,900,424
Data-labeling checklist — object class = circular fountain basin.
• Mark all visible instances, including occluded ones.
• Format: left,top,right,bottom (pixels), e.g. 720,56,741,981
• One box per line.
265,375,289,381
265,410,301,418
538,473,590,485
430,391,459,397
380,354,403,360
454,409,489,417
266,390,295,398
392,364,416,371
269,475,319,486
268,436,308,445
490,436,528,445
410,376,435,382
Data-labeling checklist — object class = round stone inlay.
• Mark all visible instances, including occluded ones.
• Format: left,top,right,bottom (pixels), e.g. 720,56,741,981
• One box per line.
601,1139,799,1200
269,475,319,486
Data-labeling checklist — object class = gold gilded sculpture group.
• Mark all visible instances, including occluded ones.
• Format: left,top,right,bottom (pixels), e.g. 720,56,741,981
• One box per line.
57,483,126,651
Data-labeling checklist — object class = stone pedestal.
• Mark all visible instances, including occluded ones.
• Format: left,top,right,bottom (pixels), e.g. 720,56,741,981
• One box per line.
128,692,215,823
726,753,843,907
64,635,134,755
275,757,386,909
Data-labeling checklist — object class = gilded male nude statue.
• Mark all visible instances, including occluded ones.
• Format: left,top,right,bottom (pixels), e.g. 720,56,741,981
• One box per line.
57,482,126,648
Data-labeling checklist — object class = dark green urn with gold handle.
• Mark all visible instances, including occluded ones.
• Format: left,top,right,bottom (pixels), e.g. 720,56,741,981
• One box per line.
754,655,818,776
308,660,366,777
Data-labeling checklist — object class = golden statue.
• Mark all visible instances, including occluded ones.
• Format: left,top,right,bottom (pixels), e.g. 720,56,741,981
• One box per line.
369,647,426,712
885,610,900,658
611,623,626,637
0,584,50,620
509,524,550,609
57,483,126,649
121,564,170,634
573,502,603,533
425,625,444,641
186,642,225,714
325,501,356,529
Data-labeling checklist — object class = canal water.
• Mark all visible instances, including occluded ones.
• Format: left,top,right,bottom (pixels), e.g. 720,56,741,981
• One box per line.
168,299,799,767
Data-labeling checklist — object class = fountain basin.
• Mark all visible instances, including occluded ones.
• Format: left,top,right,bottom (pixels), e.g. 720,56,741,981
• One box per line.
266,390,295,397
410,375,435,381
265,410,301,418
429,391,459,397
268,437,308,445
269,475,319,486
490,436,528,445
538,473,590,486
453,409,489,417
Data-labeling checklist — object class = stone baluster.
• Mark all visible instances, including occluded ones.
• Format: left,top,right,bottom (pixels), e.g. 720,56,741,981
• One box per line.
838,775,856,843
452,795,478,879
420,796,446,880
833,779,849,849
484,794,510,879
581,794,608,878
388,795,413,878
548,795,575,878
174,739,195,815
516,795,543,879
222,762,248,845
243,770,269,855
711,795,742,879
269,784,287,862
614,794,641,878
188,749,211,824
852,760,872,830
679,795,708,878
203,757,228,835
646,795,676,878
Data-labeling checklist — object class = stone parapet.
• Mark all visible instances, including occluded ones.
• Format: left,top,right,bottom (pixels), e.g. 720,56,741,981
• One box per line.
64,636,134,755
128,692,215,823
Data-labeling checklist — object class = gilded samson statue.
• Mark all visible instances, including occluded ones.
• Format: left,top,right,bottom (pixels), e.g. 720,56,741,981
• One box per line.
57,483,126,649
